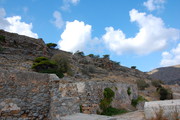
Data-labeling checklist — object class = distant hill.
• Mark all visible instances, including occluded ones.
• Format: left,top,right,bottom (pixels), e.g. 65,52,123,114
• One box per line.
148,65,180,85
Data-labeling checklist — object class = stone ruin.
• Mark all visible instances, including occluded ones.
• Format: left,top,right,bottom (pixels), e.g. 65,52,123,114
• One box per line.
144,99,180,120
0,69,138,120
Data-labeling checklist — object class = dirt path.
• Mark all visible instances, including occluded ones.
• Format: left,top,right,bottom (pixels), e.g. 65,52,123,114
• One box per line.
115,110,145,120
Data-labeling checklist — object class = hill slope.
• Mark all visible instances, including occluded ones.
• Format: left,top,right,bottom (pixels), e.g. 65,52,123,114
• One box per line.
148,65,180,85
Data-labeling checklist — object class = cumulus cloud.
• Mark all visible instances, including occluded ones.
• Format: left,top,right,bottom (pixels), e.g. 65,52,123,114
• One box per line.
52,11,64,29
102,9,180,55
160,43,180,66
58,20,92,53
61,0,80,11
0,8,10,29
0,8,38,38
144,0,165,11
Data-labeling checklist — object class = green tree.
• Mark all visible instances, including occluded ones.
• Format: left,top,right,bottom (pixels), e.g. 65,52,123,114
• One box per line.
46,43,57,49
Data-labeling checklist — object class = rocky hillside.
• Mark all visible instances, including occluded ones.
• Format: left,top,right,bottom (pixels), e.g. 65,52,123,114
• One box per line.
0,29,152,84
0,30,166,119
148,65,180,85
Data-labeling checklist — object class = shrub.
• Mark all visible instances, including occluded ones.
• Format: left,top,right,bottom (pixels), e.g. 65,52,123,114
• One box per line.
75,50,84,56
101,106,127,116
0,35,5,43
103,54,110,59
127,87,131,96
136,79,149,90
151,80,163,88
104,88,115,99
46,43,57,49
51,54,73,76
131,66,136,69
34,57,49,63
100,88,115,111
131,96,147,107
32,59,57,72
158,87,172,100
0,46,3,52
99,88,126,116
32,56,64,78
88,54,95,58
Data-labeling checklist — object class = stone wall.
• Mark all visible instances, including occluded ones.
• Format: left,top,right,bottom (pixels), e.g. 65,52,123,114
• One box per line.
144,100,180,120
0,69,138,120
49,79,138,120
0,69,50,120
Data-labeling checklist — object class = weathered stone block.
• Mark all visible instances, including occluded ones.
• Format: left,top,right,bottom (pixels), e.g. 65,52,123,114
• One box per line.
144,100,180,120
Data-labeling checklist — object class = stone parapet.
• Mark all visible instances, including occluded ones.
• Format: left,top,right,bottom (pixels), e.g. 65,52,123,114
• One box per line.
144,100,180,120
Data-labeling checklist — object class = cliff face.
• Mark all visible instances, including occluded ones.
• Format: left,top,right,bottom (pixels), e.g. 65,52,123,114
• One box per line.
148,65,180,85
0,30,159,119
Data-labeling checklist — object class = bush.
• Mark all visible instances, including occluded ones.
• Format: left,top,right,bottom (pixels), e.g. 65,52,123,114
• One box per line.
151,80,163,88
131,96,147,107
0,35,5,43
32,56,64,78
88,54,95,58
34,57,48,63
75,50,84,56
104,88,115,99
100,88,115,110
51,54,73,76
46,43,57,49
136,79,149,90
103,54,110,59
101,106,127,116
131,66,136,69
99,88,126,116
0,46,3,52
127,87,131,96
157,87,172,100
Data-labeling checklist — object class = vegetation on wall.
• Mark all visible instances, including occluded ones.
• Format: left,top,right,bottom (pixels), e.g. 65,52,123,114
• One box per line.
131,96,147,107
99,87,127,116
127,87,131,96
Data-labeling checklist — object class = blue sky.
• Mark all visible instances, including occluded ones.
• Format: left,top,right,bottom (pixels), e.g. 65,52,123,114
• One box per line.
0,0,180,72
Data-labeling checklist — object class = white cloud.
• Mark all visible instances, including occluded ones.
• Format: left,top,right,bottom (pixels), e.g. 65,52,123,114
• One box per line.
0,8,38,38
52,11,64,29
160,43,180,66
0,8,10,29
61,0,80,11
102,9,180,55
58,20,92,53
144,0,165,11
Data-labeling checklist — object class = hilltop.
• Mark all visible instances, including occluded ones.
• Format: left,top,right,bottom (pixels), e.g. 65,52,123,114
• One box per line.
148,65,180,85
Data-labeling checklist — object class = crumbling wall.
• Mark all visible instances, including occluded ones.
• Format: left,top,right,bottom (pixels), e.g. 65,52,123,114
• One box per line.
0,70,50,120
49,79,138,120
0,69,139,120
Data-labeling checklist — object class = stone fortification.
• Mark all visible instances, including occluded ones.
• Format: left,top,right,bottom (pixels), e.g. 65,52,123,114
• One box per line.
0,69,138,120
